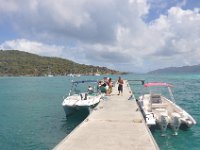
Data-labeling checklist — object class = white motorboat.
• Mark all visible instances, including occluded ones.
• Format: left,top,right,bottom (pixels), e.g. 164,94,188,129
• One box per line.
95,73,100,76
62,80,103,116
137,82,196,135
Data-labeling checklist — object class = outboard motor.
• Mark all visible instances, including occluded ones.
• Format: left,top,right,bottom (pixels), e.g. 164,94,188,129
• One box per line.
170,112,181,135
158,113,169,136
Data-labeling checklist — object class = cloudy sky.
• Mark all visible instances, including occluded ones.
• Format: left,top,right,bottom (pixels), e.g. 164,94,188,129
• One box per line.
0,0,200,73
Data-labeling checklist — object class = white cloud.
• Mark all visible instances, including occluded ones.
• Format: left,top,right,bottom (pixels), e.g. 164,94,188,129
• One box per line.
0,0,200,72
144,7,200,70
0,0,151,43
0,39,64,57
0,0,18,13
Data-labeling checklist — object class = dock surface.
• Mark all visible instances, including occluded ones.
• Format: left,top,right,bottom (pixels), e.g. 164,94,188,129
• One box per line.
54,80,159,150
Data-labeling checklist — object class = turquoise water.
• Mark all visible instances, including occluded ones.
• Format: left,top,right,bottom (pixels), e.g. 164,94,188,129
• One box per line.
0,76,90,150
0,74,199,150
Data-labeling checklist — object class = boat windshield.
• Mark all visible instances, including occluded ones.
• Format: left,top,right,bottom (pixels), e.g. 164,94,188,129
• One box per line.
69,80,98,95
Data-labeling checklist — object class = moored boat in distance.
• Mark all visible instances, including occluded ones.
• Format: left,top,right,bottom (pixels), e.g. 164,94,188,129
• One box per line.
95,73,100,76
137,82,196,136
62,80,104,116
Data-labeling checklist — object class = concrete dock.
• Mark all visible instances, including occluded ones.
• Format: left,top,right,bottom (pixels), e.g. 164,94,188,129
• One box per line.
54,80,159,150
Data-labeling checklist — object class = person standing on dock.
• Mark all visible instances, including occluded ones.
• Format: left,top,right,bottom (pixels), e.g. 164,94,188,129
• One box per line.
117,76,124,95
108,78,113,94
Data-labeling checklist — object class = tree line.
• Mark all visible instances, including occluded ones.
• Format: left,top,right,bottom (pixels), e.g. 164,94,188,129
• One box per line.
0,50,125,76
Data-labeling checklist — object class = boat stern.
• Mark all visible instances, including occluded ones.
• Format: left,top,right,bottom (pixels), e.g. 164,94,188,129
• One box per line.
145,112,156,126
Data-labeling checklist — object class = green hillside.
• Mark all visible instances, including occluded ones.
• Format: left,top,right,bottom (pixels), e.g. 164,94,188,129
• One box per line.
148,64,200,74
0,50,124,76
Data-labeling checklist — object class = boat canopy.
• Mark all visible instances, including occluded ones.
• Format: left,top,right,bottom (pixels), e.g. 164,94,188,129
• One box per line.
144,82,173,87
72,80,98,84
128,80,145,85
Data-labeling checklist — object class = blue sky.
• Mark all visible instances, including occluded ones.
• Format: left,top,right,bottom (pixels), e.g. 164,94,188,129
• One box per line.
0,0,200,73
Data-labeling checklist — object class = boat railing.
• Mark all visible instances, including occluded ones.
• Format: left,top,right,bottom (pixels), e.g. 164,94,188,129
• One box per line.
168,86,176,103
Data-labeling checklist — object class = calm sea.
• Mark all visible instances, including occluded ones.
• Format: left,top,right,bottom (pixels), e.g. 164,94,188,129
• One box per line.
0,74,199,150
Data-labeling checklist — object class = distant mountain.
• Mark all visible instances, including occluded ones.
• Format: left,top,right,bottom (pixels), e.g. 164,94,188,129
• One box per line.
0,50,125,76
148,64,200,74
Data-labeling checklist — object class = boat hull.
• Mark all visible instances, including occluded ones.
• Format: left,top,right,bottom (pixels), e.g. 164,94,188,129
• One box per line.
63,102,99,116
62,93,102,116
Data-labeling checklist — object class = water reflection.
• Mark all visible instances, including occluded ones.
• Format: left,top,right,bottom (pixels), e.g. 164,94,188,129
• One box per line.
60,110,89,134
